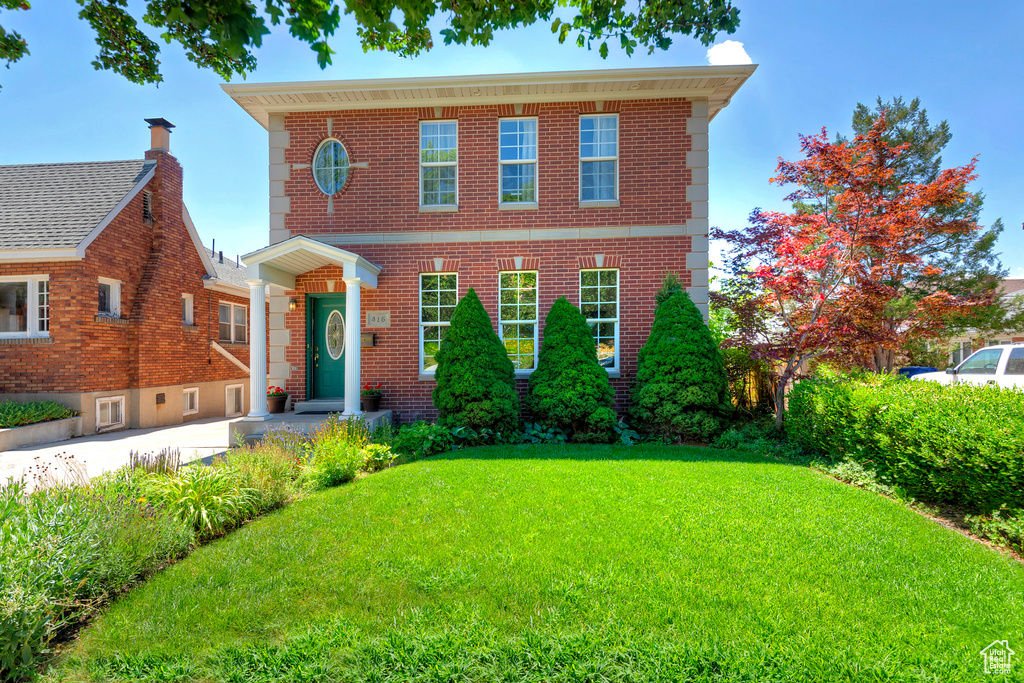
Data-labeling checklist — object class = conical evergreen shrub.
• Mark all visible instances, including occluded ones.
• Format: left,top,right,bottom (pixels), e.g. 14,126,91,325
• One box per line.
432,288,520,432
527,296,617,441
630,279,732,441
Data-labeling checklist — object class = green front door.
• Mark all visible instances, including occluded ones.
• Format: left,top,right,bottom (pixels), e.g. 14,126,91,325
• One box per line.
310,295,346,399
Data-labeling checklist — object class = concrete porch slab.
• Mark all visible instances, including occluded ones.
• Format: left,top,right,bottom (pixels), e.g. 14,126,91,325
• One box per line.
230,410,393,446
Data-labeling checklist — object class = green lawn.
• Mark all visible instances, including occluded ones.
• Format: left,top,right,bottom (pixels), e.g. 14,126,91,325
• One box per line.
48,445,1024,682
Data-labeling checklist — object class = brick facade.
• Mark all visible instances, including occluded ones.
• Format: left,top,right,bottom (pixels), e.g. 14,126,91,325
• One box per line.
0,147,255,430
263,93,710,420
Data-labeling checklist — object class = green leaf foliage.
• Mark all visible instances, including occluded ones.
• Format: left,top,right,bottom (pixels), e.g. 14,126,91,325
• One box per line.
631,287,732,441
2,0,739,87
787,372,1024,513
432,288,520,432
527,296,616,441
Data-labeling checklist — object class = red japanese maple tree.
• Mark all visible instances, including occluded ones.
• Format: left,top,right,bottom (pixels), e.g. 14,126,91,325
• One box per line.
713,114,982,428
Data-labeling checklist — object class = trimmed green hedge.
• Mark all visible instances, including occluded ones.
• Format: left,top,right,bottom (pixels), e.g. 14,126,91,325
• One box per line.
787,373,1024,512
0,400,76,428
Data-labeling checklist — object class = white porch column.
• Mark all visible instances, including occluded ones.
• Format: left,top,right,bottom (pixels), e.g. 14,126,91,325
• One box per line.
246,279,270,420
342,277,362,416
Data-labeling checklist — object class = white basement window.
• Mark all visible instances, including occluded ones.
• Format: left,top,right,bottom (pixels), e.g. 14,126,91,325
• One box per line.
499,271,538,371
0,275,49,338
96,395,125,432
183,387,198,415
225,384,244,417
219,302,247,343
98,277,121,317
580,269,619,371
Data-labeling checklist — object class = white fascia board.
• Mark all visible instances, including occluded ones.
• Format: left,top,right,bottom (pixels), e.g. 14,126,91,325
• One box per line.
203,278,249,298
184,204,218,278
76,164,156,258
0,249,81,262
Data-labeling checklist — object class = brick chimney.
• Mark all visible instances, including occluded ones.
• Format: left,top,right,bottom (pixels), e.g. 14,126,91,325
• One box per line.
145,117,174,152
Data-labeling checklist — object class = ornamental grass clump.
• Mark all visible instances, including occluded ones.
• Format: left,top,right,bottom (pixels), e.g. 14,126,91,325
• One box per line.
527,296,616,441
631,277,732,442
143,466,259,540
432,288,520,433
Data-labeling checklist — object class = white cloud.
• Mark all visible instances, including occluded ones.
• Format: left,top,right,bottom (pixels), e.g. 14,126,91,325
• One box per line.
706,40,752,66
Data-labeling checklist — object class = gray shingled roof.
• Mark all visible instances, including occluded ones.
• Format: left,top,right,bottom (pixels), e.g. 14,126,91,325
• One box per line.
0,159,154,250
204,246,249,287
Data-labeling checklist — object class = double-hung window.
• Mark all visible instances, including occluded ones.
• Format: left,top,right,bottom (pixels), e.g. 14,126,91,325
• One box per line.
499,118,537,204
98,277,121,317
580,269,619,370
420,121,458,208
219,302,247,344
183,387,199,416
499,271,538,370
0,275,49,338
420,273,457,373
579,114,618,202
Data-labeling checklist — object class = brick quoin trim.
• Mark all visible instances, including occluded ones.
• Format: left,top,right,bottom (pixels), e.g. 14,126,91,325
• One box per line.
0,151,255,394
278,236,692,420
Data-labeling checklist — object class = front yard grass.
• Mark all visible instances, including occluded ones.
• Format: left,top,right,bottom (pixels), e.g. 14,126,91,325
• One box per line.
48,444,1024,682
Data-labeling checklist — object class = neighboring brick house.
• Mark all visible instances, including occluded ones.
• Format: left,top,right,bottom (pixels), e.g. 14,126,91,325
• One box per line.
223,66,754,422
0,120,255,434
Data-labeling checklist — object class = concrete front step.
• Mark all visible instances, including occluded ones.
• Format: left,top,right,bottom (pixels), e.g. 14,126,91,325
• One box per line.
293,399,345,414
230,409,393,446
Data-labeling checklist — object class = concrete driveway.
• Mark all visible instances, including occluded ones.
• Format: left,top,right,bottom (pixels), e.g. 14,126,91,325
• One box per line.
0,416,240,484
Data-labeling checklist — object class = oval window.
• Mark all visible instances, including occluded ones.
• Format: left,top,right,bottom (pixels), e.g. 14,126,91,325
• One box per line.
326,310,345,360
312,139,350,195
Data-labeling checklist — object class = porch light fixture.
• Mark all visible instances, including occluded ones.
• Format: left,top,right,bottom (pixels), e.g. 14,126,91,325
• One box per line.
289,298,297,312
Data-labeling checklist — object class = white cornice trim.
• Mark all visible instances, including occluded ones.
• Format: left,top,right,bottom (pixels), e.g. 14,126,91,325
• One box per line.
203,278,249,298
184,204,218,278
0,249,81,262
76,164,156,257
211,340,250,374
222,65,757,129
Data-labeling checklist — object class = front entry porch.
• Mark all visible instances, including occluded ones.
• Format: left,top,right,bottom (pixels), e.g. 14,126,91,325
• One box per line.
240,236,382,427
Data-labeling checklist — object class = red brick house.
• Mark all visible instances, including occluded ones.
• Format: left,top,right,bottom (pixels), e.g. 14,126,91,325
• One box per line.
0,120,253,434
223,66,754,423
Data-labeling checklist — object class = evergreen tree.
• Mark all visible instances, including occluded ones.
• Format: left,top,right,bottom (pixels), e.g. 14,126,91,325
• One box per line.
432,288,520,432
631,279,731,441
528,296,617,441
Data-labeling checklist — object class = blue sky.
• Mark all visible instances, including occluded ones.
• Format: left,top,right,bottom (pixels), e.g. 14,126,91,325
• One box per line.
1,1,1021,275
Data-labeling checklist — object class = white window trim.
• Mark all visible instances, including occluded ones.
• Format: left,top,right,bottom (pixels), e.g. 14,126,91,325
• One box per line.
183,387,199,416
225,383,244,417
219,301,248,344
579,113,619,204
182,293,194,325
580,268,620,373
419,272,458,376
498,117,539,207
0,274,49,339
498,270,539,374
419,120,458,209
98,277,121,317
96,395,126,432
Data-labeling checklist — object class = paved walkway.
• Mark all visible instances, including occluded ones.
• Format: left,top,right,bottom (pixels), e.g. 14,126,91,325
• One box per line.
0,416,239,483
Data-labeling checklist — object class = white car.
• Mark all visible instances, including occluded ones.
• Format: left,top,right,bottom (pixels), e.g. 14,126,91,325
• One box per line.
912,343,1024,389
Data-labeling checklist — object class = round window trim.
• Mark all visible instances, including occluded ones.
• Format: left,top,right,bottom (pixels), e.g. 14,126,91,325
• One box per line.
326,310,345,360
312,138,350,196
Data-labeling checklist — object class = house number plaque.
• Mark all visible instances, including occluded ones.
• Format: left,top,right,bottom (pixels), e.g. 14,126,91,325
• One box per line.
366,311,390,328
